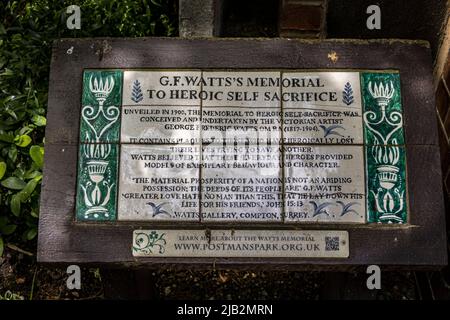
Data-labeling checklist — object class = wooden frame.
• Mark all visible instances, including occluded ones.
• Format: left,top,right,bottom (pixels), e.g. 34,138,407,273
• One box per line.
37,38,447,269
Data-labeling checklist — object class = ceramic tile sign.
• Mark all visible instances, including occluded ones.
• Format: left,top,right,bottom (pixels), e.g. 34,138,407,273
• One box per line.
284,145,365,223
201,145,282,222
75,69,407,225
201,71,281,144
121,71,201,144
132,230,349,258
118,145,200,221
282,72,363,144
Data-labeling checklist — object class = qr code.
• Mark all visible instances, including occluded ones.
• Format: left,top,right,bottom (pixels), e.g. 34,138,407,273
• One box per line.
325,236,340,251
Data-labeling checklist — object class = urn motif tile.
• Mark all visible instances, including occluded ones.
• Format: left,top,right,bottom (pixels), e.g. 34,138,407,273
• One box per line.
365,145,407,223
75,143,118,221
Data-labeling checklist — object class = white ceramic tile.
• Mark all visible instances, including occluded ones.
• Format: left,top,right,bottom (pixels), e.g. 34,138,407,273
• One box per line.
132,229,349,258
202,107,282,144
201,71,281,144
123,71,202,106
201,144,282,222
121,71,202,143
118,145,200,221
121,105,200,144
284,145,366,223
282,72,363,144
201,71,281,107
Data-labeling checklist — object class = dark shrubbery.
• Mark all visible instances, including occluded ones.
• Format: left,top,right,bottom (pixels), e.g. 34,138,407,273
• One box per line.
0,0,177,255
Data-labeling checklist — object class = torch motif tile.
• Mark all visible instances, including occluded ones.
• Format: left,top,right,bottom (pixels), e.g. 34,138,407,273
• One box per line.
362,72,407,224
80,70,123,143
361,73,404,146
76,143,118,221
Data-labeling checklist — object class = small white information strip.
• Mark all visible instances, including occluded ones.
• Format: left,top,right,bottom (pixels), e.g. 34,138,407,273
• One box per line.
132,229,349,258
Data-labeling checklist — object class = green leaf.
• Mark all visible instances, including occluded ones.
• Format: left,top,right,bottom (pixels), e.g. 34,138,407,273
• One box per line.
0,162,6,180
0,236,3,257
8,146,17,162
14,134,32,147
0,68,14,77
18,178,38,202
30,209,39,218
31,115,46,126
24,170,41,180
30,146,44,168
0,134,14,143
1,68,14,77
19,125,34,136
1,177,26,190
0,224,16,236
11,195,21,216
26,228,37,240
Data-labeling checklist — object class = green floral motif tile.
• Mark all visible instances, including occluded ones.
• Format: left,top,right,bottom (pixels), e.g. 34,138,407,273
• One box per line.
366,145,407,224
362,72,407,224
80,70,123,143
76,143,118,221
361,73,404,145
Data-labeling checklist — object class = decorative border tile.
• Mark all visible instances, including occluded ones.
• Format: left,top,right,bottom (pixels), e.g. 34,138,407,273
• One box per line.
365,145,407,223
361,72,404,146
75,143,118,221
76,70,123,221
361,72,407,224
80,70,123,143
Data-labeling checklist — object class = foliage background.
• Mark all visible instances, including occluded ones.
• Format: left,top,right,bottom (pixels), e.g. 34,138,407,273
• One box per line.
0,0,178,256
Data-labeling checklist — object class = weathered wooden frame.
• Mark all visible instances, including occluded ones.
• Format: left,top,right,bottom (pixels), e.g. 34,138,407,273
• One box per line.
37,38,447,269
